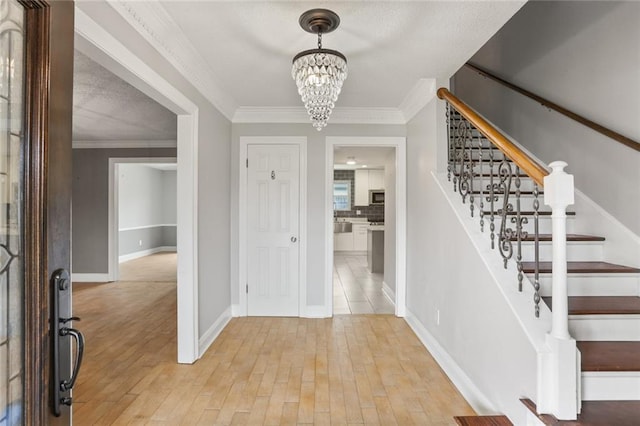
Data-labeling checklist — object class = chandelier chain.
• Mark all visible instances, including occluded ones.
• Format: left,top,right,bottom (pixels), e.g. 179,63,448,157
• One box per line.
317,33,322,49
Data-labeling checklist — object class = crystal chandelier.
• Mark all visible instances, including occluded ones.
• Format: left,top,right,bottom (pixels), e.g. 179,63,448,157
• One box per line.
292,9,348,131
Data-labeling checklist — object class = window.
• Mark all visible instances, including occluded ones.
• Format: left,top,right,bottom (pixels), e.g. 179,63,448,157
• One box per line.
333,180,351,211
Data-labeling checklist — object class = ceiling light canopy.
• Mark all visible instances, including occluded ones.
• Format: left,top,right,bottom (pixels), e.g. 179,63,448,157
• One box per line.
346,156,356,165
292,9,348,131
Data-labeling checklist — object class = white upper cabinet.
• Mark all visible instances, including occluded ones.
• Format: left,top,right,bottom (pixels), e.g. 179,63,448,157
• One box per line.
368,169,384,190
354,169,369,206
354,169,384,206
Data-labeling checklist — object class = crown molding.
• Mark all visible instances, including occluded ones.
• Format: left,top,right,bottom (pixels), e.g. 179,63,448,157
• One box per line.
108,1,237,120
399,78,437,122
233,106,406,125
73,139,177,149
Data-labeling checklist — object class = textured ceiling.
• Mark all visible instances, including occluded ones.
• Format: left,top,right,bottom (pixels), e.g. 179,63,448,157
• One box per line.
73,50,177,141
161,1,525,108
73,1,525,141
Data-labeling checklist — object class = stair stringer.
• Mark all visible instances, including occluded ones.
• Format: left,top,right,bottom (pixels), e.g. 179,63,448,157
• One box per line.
405,170,556,425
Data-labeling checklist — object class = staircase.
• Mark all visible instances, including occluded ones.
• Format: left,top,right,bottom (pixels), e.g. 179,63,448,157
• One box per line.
440,94,640,424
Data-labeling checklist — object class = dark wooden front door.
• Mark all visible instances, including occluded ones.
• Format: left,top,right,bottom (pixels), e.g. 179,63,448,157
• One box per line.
0,1,75,424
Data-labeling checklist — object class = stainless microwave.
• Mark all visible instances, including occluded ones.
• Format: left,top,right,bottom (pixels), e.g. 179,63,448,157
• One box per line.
369,189,385,205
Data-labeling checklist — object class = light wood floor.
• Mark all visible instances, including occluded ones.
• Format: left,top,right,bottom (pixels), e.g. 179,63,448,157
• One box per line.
72,255,474,425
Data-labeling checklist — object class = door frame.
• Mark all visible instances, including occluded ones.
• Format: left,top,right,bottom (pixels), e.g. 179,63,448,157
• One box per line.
75,10,200,363
238,136,307,317
325,136,407,317
108,157,177,281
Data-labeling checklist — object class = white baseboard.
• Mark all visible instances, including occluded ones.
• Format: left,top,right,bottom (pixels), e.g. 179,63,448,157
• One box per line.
72,273,111,283
303,305,330,318
405,308,497,415
382,281,396,305
119,246,177,263
199,306,232,357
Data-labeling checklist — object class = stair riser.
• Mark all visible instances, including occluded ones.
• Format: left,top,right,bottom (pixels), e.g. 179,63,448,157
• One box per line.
521,242,604,262
582,372,640,400
537,274,640,297
569,316,640,341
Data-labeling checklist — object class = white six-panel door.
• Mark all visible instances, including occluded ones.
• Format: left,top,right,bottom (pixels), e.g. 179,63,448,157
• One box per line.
247,144,300,316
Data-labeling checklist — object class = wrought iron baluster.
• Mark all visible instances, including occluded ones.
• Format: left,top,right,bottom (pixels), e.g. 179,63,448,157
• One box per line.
533,183,541,317
457,119,473,203
447,104,452,182
453,114,465,193
468,126,475,218
478,135,485,231
497,160,514,268
488,144,497,249
511,167,528,291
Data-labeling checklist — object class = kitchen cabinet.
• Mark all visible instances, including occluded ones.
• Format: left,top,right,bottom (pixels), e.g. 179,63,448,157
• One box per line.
334,230,354,251
354,169,369,206
352,223,369,251
368,169,384,190
354,169,384,206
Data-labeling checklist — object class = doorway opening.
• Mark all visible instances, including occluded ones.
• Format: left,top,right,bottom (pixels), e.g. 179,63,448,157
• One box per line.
332,147,396,314
75,11,200,363
111,160,177,282
325,137,407,317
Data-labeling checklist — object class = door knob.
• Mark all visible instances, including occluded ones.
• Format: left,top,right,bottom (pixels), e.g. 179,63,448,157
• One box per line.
291,236,297,242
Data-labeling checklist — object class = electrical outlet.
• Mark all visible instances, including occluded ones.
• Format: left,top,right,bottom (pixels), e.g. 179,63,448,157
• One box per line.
436,310,440,325
139,240,143,247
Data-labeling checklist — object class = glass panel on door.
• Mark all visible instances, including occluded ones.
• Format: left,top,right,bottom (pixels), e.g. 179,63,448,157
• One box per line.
0,0,24,424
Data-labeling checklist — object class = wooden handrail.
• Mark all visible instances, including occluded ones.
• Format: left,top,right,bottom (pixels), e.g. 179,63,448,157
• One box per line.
437,87,549,186
465,62,640,152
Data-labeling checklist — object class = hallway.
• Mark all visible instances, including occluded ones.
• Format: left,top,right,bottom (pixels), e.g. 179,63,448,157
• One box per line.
333,252,395,315
72,254,474,424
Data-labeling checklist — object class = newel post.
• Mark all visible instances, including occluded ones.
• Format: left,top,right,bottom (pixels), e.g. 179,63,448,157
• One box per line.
544,161,574,339
537,161,580,420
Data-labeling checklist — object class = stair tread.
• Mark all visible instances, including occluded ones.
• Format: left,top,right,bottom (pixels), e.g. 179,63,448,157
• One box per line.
521,398,640,425
577,341,640,372
522,261,640,274
542,296,640,315
471,190,542,195
516,234,605,242
453,172,529,178
454,415,513,426
482,210,576,216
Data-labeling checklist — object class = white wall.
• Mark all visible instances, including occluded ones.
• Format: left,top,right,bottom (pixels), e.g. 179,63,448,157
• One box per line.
162,169,177,224
405,90,539,423
383,150,396,294
453,1,640,236
118,164,176,256
78,2,232,343
231,123,406,310
118,164,167,229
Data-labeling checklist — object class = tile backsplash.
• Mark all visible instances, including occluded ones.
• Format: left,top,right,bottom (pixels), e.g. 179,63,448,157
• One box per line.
333,170,384,221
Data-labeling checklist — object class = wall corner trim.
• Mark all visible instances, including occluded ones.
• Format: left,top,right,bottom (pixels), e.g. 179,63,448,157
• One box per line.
404,309,498,415
198,306,232,358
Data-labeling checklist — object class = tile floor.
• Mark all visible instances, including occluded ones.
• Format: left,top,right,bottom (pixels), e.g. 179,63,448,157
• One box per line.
333,252,395,314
